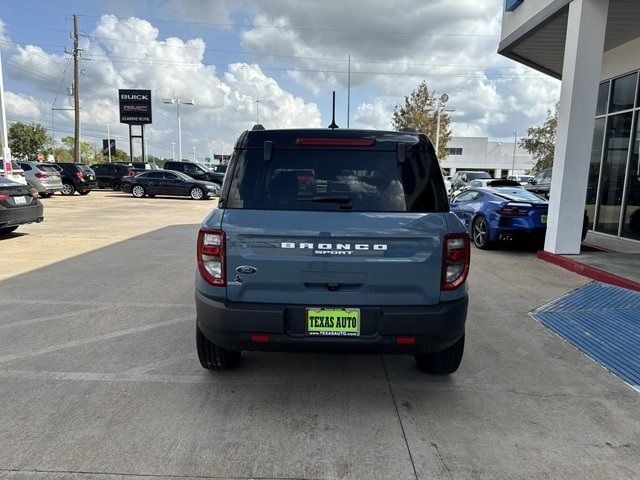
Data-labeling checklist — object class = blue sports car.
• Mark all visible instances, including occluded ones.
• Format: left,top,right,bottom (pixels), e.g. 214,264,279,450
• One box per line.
450,180,548,249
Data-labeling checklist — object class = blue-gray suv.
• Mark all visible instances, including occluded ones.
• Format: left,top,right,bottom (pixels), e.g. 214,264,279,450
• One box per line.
195,128,470,374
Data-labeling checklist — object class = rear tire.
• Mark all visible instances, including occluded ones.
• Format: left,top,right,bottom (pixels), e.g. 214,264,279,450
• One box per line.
132,185,146,198
78,190,90,196
0,226,18,235
415,334,464,375
472,216,492,249
61,183,75,196
196,324,241,371
111,180,122,191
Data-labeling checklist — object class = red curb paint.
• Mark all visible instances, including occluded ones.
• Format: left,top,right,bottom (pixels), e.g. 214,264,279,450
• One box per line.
537,250,640,292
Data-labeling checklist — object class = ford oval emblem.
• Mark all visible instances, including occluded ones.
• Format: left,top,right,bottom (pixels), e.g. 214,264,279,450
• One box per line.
236,265,258,275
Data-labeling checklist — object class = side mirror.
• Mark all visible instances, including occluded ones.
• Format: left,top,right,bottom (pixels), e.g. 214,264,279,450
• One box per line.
529,179,536,185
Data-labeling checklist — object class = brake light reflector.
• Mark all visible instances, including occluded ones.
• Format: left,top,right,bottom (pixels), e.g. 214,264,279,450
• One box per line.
441,233,470,291
75,171,86,180
495,203,531,216
250,333,271,343
395,336,416,345
197,228,225,286
296,138,375,147
0,194,8,202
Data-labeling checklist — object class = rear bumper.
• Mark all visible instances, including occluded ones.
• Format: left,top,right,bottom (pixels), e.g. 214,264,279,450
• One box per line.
0,203,44,227
196,291,468,354
490,225,547,242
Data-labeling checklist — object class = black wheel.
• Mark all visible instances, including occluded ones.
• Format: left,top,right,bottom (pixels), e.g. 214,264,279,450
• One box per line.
415,334,464,375
196,324,241,371
0,226,18,235
132,185,146,198
61,182,75,196
190,187,205,200
111,180,122,191
78,190,90,196
39,192,52,198
472,216,491,249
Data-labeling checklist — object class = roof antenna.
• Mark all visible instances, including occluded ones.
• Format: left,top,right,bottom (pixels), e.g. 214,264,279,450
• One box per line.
328,91,339,129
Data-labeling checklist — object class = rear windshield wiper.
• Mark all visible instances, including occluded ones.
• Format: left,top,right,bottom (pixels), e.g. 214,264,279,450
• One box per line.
303,195,353,209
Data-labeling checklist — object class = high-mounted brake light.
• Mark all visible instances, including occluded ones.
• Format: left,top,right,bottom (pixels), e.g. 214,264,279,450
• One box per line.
197,228,226,286
296,138,375,147
441,233,470,291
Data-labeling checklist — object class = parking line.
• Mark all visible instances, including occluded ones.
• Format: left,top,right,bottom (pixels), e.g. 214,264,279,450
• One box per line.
0,305,114,330
0,299,193,308
0,316,190,364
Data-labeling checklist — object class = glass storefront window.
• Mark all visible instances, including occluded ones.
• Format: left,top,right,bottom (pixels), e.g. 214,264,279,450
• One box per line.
609,73,637,113
586,118,605,228
621,117,640,240
596,82,609,116
596,112,633,235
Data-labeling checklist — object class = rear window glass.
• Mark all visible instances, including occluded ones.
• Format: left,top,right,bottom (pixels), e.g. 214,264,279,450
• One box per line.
225,145,442,212
79,165,94,173
466,172,491,180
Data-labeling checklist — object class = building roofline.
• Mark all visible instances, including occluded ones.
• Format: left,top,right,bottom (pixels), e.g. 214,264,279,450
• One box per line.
498,0,571,78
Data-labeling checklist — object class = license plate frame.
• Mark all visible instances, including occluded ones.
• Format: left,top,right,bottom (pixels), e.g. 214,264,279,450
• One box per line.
13,196,27,205
306,307,360,337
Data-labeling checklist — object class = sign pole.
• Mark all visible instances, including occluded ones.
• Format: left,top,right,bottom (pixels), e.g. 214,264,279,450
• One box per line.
0,46,12,177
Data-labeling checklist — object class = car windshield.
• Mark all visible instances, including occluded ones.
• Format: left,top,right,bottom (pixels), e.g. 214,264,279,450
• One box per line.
466,172,491,181
225,143,441,212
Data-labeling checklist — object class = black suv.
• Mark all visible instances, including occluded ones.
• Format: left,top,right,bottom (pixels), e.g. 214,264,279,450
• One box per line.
524,169,552,198
92,163,136,190
164,161,224,186
47,163,97,196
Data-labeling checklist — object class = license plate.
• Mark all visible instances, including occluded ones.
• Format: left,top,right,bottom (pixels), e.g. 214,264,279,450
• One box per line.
13,196,27,205
88,175,95,180
306,308,360,336
541,214,547,224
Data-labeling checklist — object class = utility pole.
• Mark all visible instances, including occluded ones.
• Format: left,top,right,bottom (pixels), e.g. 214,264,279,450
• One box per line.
511,131,517,175
72,14,80,163
171,142,175,162
0,45,12,178
347,54,351,128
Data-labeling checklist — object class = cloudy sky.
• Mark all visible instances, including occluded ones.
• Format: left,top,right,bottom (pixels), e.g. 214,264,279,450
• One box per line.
0,0,560,160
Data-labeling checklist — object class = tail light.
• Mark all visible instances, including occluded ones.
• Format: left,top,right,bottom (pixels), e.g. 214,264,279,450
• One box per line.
0,193,8,202
495,203,531,216
127,170,136,176
75,171,86,180
441,233,470,291
197,228,225,286
34,172,48,179
29,189,39,198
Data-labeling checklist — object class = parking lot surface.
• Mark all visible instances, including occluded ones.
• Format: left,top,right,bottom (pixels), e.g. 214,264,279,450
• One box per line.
0,191,638,480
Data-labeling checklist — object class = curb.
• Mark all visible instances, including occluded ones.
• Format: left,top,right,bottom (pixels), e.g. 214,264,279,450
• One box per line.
537,250,640,292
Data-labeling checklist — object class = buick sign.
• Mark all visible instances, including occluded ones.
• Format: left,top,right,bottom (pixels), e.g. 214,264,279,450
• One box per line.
119,89,152,125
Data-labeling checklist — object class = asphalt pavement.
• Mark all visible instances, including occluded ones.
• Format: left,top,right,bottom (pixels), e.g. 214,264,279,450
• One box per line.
0,191,638,480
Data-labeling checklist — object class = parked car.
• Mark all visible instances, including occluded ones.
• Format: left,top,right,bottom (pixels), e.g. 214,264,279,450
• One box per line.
443,175,452,193
164,161,225,186
121,170,220,199
195,128,469,374
210,164,227,174
17,161,63,197
450,170,491,191
524,169,552,198
91,163,136,190
0,160,28,185
450,184,549,249
507,174,534,185
46,163,97,196
0,177,43,235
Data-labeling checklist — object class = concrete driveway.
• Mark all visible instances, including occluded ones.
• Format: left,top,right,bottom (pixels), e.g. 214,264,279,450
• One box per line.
0,191,638,480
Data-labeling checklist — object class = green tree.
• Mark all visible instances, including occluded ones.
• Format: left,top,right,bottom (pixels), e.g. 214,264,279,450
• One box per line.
60,136,98,163
392,81,452,160
8,122,53,159
520,103,558,172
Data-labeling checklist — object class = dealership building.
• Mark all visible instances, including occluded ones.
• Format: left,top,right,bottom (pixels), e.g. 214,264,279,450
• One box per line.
442,137,534,178
500,0,640,253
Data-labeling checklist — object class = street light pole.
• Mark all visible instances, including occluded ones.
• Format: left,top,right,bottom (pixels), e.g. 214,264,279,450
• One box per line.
192,146,196,162
511,131,517,175
0,46,13,178
171,142,175,162
106,124,112,163
163,98,194,162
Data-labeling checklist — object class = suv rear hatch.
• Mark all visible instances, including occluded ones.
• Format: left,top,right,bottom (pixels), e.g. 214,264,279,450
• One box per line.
216,131,450,306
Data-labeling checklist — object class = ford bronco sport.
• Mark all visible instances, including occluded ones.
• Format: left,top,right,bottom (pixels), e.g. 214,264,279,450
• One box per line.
195,128,470,374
